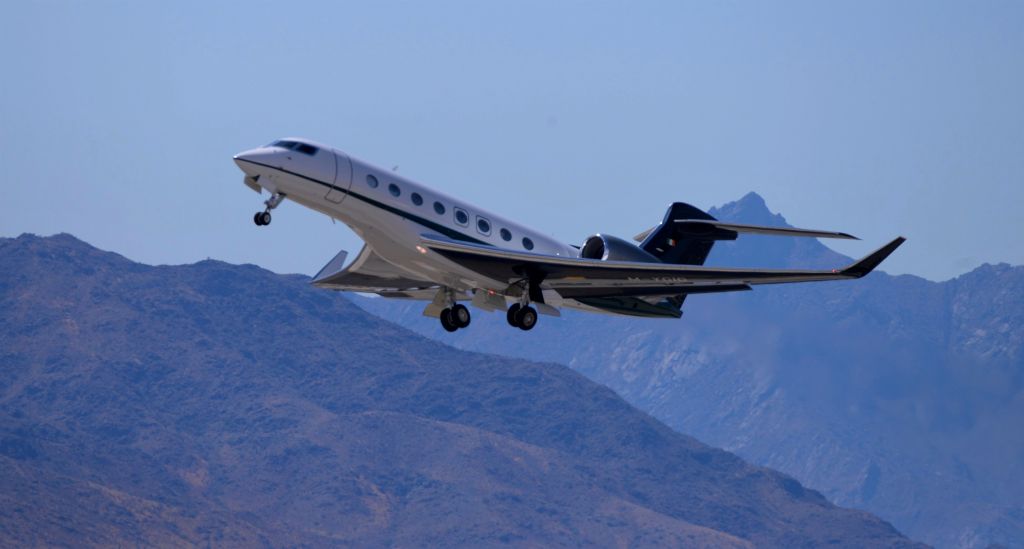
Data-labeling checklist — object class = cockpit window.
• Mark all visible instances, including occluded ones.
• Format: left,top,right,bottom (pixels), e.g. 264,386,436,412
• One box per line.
294,143,318,155
271,140,318,156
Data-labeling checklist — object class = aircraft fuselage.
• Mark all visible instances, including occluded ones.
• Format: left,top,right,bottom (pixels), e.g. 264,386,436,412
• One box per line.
234,138,577,306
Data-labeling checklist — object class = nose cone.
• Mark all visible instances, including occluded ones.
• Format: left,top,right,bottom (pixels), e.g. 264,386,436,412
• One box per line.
233,148,261,170
234,147,279,177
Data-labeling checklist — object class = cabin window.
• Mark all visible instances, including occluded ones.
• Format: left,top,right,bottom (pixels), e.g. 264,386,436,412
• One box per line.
454,208,469,226
388,183,401,197
411,192,423,206
433,201,446,215
499,228,512,241
366,174,379,188
476,217,491,236
522,237,534,251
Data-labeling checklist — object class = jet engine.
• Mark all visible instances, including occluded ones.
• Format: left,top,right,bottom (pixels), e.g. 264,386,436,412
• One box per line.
579,234,661,263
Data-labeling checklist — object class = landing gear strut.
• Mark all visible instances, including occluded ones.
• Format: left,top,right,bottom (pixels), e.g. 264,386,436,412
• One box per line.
435,287,471,332
505,274,542,331
253,192,285,226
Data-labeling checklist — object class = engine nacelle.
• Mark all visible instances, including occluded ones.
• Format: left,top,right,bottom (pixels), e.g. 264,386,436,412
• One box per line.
579,234,661,263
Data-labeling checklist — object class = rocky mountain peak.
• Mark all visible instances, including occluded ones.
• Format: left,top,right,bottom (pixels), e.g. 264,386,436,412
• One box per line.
709,192,788,228
703,193,850,270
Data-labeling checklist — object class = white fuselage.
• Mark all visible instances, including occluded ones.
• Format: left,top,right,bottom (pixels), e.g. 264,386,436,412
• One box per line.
234,138,578,302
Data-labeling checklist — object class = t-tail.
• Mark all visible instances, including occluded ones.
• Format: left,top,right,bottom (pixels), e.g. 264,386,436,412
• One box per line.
635,202,864,311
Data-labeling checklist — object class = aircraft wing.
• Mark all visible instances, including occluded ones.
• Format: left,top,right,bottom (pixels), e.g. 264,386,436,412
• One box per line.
311,245,438,297
421,235,905,298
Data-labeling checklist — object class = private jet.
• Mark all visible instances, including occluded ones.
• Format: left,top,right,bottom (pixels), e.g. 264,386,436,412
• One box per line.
233,138,904,332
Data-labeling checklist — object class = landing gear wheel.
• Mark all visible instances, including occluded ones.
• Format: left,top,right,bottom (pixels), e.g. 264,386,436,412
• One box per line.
514,306,538,331
450,304,471,328
440,308,458,332
253,212,263,226
258,211,272,226
506,303,521,327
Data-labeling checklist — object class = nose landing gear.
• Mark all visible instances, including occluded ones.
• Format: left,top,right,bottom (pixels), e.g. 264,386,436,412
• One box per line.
253,192,285,226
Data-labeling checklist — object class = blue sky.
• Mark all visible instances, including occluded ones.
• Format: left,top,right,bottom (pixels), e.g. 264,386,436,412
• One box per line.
1,1,1021,281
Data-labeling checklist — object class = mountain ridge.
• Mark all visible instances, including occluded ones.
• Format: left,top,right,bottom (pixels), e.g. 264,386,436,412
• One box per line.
0,232,921,547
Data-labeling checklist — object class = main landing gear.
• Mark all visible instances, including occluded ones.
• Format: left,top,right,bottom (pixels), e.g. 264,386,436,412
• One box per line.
440,303,471,332
506,303,538,331
431,285,540,333
253,192,285,226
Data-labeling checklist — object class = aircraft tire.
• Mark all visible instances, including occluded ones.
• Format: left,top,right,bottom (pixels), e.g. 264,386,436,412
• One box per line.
259,212,272,226
253,212,263,226
506,304,521,327
440,308,458,332
515,306,537,331
451,304,471,328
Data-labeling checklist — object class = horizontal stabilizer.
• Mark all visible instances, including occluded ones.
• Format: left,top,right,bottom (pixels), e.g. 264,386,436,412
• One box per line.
673,219,858,240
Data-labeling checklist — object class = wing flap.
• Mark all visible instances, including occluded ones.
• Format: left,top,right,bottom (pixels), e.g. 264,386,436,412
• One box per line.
556,284,751,299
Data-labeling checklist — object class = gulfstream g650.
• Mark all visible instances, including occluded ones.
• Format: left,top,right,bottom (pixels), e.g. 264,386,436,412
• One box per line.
234,138,904,332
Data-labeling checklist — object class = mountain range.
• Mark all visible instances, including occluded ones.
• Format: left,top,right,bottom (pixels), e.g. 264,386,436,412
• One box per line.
357,192,1024,549
0,232,922,547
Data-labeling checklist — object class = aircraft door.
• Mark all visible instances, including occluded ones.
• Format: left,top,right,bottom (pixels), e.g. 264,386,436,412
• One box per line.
325,150,353,204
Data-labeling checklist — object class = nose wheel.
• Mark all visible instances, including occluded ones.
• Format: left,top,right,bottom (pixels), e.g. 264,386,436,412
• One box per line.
253,192,285,227
253,211,272,226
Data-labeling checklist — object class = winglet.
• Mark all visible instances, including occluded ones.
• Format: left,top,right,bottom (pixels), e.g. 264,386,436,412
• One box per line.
840,237,906,278
312,249,349,284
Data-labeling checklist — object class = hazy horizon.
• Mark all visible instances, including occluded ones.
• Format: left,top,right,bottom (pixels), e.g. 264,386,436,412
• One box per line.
2,2,1022,281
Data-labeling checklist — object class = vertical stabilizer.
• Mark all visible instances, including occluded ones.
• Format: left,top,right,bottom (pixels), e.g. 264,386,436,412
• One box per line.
640,202,722,266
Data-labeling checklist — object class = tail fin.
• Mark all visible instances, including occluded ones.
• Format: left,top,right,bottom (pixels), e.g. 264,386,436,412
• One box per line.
640,202,722,266
638,203,721,314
